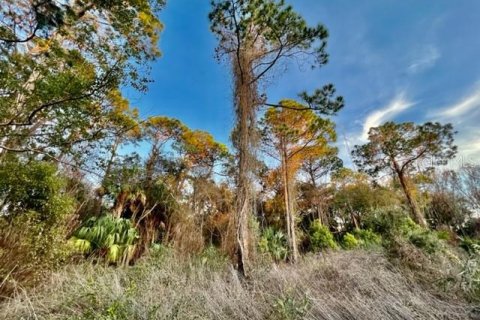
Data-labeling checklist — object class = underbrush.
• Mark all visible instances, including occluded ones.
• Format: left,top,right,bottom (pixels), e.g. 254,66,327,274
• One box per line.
0,250,475,320
361,207,480,303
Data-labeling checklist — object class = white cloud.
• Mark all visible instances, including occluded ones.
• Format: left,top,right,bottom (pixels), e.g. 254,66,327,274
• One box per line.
427,86,480,168
435,89,480,119
407,46,440,74
361,94,415,141
444,135,480,169
462,140,480,158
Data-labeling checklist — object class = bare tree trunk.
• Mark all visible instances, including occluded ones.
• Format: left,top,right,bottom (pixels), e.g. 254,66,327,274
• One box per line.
102,136,121,186
393,161,427,227
232,51,258,276
145,142,160,188
351,212,360,230
281,152,292,257
281,149,298,263
306,165,328,227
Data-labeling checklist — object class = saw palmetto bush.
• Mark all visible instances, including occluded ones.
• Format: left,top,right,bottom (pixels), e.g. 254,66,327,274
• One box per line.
70,216,139,265
259,227,289,262
111,180,178,258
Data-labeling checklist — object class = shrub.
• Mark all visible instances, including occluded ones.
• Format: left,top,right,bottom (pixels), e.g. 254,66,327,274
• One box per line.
342,233,359,250
259,227,288,262
398,217,421,235
0,158,75,298
273,292,311,320
460,237,480,256
394,220,444,255
363,207,411,236
458,239,480,301
70,216,139,265
460,253,480,301
197,246,228,271
353,229,382,248
309,221,337,251
435,229,452,241
363,207,449,255
426,191,471,231
408,230,442,254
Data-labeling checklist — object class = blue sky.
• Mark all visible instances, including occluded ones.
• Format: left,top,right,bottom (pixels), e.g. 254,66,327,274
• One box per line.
125,0,480,168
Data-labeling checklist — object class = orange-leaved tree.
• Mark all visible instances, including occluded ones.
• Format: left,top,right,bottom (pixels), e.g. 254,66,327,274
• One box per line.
260,100,337,262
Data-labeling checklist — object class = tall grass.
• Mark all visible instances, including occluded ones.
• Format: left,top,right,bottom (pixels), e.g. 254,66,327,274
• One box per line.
0,250,474,320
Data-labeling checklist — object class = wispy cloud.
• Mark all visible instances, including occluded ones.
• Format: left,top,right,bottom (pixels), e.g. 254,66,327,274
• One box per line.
451,133,480,167
428,86,480,167
407,46,440,74
435,88,480,119
361,94,415,141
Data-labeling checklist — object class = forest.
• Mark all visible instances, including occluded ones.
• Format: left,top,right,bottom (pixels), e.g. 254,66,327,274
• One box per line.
0,1,479,319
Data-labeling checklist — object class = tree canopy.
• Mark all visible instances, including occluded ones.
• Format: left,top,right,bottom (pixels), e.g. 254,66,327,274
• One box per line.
0,0,164,170
352,121,457,226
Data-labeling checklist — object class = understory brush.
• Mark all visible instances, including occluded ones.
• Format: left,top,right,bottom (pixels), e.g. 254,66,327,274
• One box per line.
309,220,338,251
259,227,289,262
0,158,76,299
0,250,475,320
362,207,480,302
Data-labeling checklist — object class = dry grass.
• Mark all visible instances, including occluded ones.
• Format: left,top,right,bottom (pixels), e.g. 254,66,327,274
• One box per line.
0,250,476,320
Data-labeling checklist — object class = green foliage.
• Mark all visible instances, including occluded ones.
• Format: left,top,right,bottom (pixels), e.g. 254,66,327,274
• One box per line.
460,238,480,256
353,229,382,248
0,157,75,262
0,0,164,170
342,233,359,250
0,156,73,218
435,230,451,241
339,229,382,250
352,121,457,226
0,158,75,297
408,230,443,254
363,207,413,236
259,227,289,262
363,207,444,254
210,0,330,69
0,209,75,298
101,153,144,198
352,121,457,178
70,216,139,265
272,292,311,320
334,184,398,215
398,217,421,235
392,216,444,254
197,246,229,271
340,229,383,250
309,221,337,251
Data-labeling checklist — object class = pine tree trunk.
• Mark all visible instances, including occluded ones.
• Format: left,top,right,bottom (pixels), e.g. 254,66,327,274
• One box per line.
282,149,298,263
307,167,328,227
232,50,258,276
145,142,160,188
288,183,298,262
394,161,427,227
